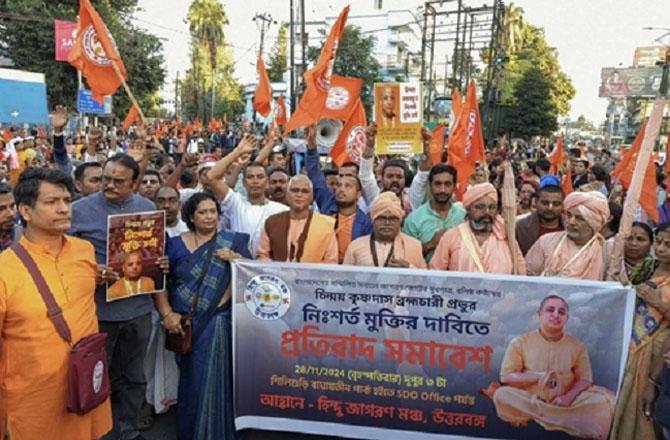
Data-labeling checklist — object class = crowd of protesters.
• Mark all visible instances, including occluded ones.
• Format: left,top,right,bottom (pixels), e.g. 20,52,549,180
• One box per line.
2,105,670,440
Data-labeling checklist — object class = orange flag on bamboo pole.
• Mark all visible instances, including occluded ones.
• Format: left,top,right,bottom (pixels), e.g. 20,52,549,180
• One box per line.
275,94,287,126
447,80,486,199
611,122,658,222
122,105,140,131
68,0,127,104
253,54,272,117
330,98,367,166
429,124,446,164
548,134,566,174
284,6,349,133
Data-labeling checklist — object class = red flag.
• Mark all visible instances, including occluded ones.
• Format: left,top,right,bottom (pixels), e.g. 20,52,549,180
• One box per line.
122,105,140,131
254,54,272,117
611,123,658,222
429,124,446,165
447,80,486,199
562,169,573,195
37,127,47,140
548,134,566,174
275,94,287,126
330,98,367,166
68,0,127,104
284,6,349,133
321,75,363,120
3,128,12,144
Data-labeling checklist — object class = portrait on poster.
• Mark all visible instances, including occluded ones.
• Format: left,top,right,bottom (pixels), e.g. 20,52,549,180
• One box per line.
106,210,166,302
374,82,423,155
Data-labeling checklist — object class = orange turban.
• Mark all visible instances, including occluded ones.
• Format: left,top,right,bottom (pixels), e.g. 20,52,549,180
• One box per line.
462,183,498,209
564,191,610,232
370,191,405,221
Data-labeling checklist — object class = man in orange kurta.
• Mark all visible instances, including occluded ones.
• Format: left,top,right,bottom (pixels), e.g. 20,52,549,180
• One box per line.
343,191,426,269
525,191,610,280
256,175,338,263
492,295,615,439
429,182,525,274
0,168,111,439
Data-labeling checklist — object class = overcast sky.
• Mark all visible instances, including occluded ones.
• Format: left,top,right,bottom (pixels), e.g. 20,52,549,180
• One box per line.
135,0,670,123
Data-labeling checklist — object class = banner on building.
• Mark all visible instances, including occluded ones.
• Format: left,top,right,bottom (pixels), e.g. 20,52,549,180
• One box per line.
599,67,664,97
233,261,635,440
374,82,423,155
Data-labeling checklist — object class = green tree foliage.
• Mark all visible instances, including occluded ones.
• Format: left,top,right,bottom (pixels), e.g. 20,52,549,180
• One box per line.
0,0,166,118
506,67,558,137
181,0,242,121
267,23,288,82
308,25,382,115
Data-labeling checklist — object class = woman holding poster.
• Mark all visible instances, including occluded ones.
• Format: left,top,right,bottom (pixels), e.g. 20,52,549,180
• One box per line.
154,192,251,439
611,223,670,440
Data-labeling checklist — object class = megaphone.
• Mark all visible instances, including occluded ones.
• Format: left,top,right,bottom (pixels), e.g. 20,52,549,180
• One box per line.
316,119,343,151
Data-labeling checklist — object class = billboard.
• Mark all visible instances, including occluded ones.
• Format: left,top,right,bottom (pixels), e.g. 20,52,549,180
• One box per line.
54,20,77,62
0,68,49,124
77,89,113,115
599,67,663,98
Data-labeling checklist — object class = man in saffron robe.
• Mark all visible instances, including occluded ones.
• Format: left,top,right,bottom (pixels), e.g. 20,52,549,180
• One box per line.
492,295,615,439
525,191,609,280
429,182,525,274
257,175,338,263
343,191,426,269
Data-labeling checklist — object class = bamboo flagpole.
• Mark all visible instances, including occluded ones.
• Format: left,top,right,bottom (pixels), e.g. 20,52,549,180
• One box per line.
502,161,518,274
608,98,666,282
110,60,145,123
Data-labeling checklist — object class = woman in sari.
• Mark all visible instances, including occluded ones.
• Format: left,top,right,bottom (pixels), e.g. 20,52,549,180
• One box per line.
611,222,670,440
154,192,251,440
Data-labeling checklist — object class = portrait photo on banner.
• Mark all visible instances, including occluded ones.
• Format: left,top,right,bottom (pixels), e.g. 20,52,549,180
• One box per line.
374,82,423,155
106,210,166,302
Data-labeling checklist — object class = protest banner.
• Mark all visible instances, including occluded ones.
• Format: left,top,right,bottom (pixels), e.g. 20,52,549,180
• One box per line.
106,210,165,302
233,261,634,440
374,82,423,155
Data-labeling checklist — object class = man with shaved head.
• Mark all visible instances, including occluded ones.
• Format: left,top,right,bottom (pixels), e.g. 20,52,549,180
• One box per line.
256,175,338,263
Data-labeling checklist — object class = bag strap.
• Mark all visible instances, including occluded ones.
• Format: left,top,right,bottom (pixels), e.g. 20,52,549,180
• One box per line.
188,237,217,316
11,243,73,344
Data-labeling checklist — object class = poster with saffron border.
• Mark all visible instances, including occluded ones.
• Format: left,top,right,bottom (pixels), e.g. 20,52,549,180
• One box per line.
374,82,423,155
106,210,165,302
232,261,634,440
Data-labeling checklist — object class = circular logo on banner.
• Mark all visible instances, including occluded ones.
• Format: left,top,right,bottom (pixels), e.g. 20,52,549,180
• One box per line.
244,274,291,320
326,86,350,111
92,360,104,393
82,25,118,66
346,125,367,164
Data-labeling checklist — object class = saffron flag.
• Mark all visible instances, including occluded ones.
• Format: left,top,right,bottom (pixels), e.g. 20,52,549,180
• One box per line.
447,80,486,199
321,75,363,121
429,124,446,165
330,98,367,166
548,134,566,174
254,54,272,117
562,168,573,195
284,6,349,133
68,0,127,104
122,105,140,131
275,94,287,126
611,123,658,222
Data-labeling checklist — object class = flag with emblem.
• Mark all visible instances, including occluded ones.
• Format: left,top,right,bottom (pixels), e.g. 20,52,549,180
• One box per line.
68,0,127,104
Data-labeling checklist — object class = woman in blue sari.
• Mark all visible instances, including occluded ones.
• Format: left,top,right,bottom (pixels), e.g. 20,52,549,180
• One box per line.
154,192,250,440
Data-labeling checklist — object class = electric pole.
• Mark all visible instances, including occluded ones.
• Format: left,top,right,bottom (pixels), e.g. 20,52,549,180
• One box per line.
253,12,277,127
